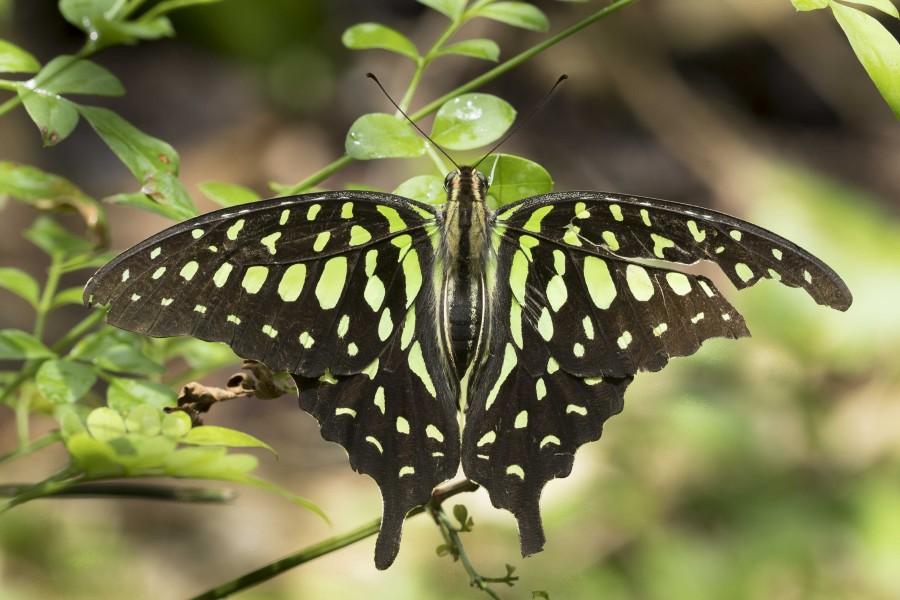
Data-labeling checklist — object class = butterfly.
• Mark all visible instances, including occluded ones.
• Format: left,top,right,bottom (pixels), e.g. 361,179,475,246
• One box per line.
83,163,852,569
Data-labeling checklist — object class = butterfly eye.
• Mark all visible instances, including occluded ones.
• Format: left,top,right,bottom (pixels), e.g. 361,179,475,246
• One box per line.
475,171,489,190
443,171,457,192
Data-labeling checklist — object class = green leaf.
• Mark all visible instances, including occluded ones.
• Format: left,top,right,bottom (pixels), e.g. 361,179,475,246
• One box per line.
341,23,420,61
831,1,900,119
18,92,79,146
77,105,197,219
0,39,40,73
51,286,88,309
124,404,162,436
198,181,261,207
59,0,174,48
0,267,40,307
105,190,193,221
0,162,108,248
162,338,237,370
65,432,124,477
184,426,277,456
59,409,87,439
431,94,516,150
162,411,192,438
434,39,500,62
792,0,829,9
86,407,127,441
28,56,125,96
417,0,466,20
25,216,94,259
345,113,427,159
92,343,166,375
106,377,176,412
472,2,549,31
479,154,553,209
0,329,55,360
141,0,223,21
393,175,445,204
237,474,329,522
35,360,97,405
838,0,899,18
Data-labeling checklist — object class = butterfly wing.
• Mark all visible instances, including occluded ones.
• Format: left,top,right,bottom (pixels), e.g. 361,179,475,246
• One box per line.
84,192,459,569
463,191,851,556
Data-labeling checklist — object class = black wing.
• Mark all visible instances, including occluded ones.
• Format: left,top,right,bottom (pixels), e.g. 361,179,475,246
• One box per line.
84,191,459,569
462,190,851,556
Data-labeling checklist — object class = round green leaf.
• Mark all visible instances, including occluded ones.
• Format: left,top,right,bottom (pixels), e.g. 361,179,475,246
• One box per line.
0,267,40,308
65,432,125,477
59,409,87,439
163,446,228,476
106,377,176,412
0,329,55,360
472,2,549,32
431,94,516,151
35,359,97,405
479,154,553,209
18,91,79,146
434,39,500,62
345,113,427,159
125,404,162,436
162,411,192,438
0,39,41,73
86,407,127,441
184,425,277,456
393,175,445,204
198,181,260,207
341,23,420,61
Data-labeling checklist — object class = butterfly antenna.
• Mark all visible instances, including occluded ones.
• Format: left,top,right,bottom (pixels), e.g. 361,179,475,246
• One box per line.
366,73,461,171
473,74,568,170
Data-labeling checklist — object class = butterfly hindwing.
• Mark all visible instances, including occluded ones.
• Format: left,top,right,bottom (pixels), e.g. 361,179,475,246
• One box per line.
293,295,459,570
462,323,631,557
84,193,438,377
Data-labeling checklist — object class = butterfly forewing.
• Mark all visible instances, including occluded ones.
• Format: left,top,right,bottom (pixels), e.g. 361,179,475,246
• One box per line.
497,192,852,312
84,193,438,377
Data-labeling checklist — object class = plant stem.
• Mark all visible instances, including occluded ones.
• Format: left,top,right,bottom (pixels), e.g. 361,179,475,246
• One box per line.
34,256,62,340
436,510,502,599
280,0,639,193
188,479,480,600
0,431,61,466
0,482,236,503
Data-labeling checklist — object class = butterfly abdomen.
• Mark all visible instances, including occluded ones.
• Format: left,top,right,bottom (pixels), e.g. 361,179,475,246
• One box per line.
439,168,492,379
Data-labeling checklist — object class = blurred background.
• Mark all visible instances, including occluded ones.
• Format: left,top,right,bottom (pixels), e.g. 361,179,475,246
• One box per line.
1,0,899,598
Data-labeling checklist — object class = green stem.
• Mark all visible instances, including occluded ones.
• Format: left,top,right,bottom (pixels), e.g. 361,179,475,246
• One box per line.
0,482,235,503
0,80,19,91
434,510,511,600
280,0,638,193
34,256,62,340
0,467,80,515
188,479,479,600
0,431,61,466
411,0,638,121
51,308,108,353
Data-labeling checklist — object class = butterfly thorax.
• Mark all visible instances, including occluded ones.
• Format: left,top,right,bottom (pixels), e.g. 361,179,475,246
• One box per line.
439,167,492,379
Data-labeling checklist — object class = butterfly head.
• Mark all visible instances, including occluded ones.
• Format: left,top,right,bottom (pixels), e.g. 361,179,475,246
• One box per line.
444,166,490,203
